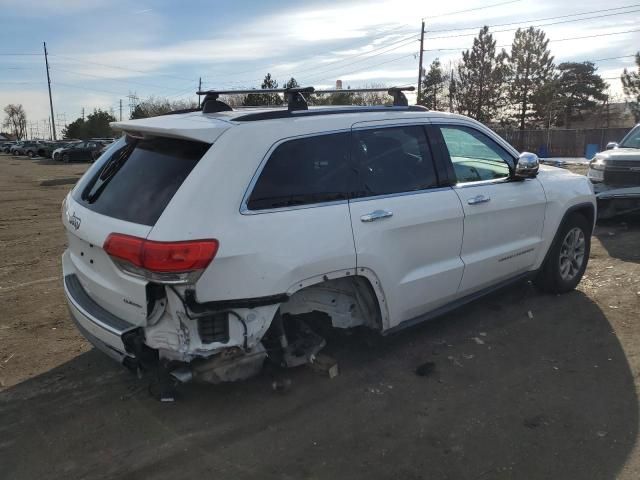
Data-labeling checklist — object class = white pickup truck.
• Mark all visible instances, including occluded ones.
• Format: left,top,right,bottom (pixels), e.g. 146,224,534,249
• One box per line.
588,123,640,218
61,89,596,385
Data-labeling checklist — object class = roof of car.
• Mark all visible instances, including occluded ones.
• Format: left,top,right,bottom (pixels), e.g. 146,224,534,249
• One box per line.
111,106,474,143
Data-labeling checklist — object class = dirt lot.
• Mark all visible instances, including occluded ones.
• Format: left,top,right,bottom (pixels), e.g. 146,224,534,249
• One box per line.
1,155,639,479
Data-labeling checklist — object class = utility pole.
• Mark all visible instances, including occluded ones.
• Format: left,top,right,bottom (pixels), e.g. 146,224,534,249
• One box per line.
81,107,85,121
119,99,122,121
43,42,57,140
198,77,202,108
416,19,425,105
127,93,138,116
449,68,454,113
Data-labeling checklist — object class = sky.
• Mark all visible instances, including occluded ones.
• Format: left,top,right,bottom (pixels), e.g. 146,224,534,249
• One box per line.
0,0,639,137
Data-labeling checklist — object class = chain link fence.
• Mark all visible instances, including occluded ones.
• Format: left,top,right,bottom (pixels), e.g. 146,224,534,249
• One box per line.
493,128,631,158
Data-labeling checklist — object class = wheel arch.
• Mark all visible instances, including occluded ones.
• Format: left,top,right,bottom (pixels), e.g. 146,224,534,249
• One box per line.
280,268,390,331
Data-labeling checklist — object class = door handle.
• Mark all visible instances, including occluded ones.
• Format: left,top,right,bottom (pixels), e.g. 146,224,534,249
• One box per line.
360,209,393,222
467,195,491,205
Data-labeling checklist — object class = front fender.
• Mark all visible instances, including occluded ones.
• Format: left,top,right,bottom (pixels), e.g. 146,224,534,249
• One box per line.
533,167,596,270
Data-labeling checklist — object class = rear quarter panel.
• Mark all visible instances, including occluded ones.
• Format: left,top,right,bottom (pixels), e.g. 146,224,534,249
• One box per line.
148,123,358,302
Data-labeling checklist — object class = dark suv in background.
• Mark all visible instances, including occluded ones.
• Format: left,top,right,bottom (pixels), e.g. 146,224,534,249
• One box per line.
57,141,105,163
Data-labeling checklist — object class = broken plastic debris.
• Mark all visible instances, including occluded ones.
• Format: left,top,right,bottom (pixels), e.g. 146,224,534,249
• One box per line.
308,354,339,379
527,311,534,319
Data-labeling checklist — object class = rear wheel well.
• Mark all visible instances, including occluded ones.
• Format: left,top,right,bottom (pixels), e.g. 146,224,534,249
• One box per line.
279,275,383,331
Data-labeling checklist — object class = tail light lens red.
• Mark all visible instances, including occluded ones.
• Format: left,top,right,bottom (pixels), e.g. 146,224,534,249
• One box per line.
103,233,219,284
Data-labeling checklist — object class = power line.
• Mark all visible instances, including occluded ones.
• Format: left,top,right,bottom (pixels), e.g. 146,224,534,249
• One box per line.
425,3,640,33
429,0,523,18
52,81,130,97
288,35,420,81
199,0,524,83
425,8,640,40
50,54,196,82
591,54,638,62
201,32,420,84
49,65,194,93
304,52,418,84
422,27,640,52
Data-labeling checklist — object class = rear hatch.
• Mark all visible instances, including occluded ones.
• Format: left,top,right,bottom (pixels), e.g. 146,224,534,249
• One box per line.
63,130,217,326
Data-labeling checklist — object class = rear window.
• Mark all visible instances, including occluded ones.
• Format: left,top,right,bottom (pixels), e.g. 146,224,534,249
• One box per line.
74,135,210,226
247,132,352,210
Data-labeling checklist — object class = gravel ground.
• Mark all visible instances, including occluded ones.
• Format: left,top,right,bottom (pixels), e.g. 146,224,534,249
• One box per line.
0,155,639,479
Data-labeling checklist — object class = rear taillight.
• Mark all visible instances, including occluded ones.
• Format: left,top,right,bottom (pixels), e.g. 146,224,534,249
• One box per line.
103,233,219,284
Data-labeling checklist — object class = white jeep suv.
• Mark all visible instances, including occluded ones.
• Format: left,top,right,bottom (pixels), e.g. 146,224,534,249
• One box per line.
61,88,596,384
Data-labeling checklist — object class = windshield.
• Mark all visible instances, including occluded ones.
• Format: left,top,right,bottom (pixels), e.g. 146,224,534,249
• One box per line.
619,125,640,149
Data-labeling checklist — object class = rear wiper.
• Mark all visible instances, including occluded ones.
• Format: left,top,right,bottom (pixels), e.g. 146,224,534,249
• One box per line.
85,145,134,203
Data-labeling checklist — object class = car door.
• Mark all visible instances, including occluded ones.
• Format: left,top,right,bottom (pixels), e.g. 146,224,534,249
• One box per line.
431,121,547,295
348,121,465,329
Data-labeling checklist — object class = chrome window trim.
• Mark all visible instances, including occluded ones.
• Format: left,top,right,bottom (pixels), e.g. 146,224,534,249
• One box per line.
452,177,513,189
349,186,453,203
240,198,349,215
350,117,432,131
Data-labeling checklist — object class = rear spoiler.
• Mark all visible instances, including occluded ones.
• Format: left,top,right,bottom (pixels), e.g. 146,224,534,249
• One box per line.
111,114,230,144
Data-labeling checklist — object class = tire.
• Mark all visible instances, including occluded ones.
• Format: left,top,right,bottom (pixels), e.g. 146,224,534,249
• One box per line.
53,152,59,161
27,150,34,158
534,213,591,294
62,153,70,163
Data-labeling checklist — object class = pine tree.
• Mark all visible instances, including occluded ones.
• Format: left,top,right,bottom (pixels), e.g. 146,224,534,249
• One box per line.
456,26,509,123
554,62,608,127
507,27,554,129
621,52,640,122
284,77,299,89
243,73,283,106
420,58,448,110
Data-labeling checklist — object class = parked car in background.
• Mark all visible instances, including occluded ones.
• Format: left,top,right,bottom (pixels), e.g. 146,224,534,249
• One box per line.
61,90,596,387
23,141,46,158
1,141,17,153
588,123,640,218
40,141,75,159
56,141,105,163
9,142,26,155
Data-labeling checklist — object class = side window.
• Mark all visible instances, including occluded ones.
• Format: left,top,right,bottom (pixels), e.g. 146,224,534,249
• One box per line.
438,125,512,183
352,125,437,197
247,132,352,211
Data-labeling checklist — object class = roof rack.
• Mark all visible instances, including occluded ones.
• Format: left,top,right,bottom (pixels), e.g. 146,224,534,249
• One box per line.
196,86,415,113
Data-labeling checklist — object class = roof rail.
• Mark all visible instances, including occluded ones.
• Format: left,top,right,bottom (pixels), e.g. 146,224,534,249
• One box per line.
233,105,428,122
196,85,415,113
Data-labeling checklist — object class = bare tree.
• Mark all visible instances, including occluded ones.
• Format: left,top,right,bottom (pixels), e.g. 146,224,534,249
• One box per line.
3,104,27,139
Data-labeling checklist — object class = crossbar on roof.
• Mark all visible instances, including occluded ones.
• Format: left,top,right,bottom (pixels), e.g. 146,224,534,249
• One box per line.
196,86,415,113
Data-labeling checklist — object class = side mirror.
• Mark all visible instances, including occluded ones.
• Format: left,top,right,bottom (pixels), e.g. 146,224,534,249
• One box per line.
605,142,618,150
514,152,539,179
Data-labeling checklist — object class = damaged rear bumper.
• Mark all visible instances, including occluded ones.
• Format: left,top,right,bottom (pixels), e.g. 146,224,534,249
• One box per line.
64,273,136,363
63,271,274,383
